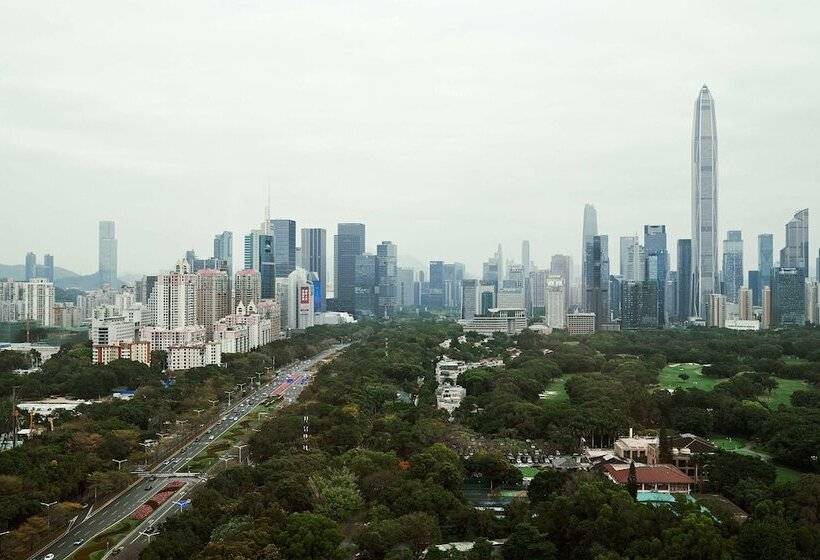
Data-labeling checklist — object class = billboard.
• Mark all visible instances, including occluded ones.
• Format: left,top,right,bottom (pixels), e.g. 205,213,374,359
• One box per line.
299,286,311,312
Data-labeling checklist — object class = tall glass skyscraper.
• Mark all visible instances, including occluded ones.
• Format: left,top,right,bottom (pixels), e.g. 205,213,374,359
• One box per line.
758,233,773,286
722,230,743,303
301,228,327,311
644,225,668,325
581,204,598,311
334,223,366,313
270,219,297,278
213,231,233,278
98,220,118,287
676,239,692,322
780,209,809,279
691,85,719,319
585,234,609,327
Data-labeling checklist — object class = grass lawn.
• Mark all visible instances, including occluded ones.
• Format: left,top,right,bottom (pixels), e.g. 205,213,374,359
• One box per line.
658,363,722,392
782,356,809,365
775,466,803,483
541,375,570,402
761,377,808,408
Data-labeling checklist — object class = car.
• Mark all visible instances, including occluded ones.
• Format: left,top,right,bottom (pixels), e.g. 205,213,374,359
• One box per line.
73,538,84,546
208,435,215,440
43,554,55,560
144,485,153,491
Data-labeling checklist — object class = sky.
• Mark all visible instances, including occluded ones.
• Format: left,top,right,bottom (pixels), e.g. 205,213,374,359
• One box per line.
1,1,818,280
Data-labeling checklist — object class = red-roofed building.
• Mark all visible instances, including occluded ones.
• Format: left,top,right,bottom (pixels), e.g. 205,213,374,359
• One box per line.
602,463,693,494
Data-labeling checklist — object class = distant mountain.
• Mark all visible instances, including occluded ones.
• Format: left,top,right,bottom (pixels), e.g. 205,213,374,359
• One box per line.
0,264,82,281
0,263,119,291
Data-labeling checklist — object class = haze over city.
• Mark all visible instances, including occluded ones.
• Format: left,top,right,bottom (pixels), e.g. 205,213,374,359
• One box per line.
2,1,818,277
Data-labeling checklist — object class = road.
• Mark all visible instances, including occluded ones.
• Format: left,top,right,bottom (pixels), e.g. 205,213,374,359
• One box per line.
33,344,347,560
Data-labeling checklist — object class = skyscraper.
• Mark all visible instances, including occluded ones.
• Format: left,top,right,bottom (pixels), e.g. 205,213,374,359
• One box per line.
428,261,445,308
585,234,609,327
375,241,399,318
521,240,531,277
213,231,233,277
334,223,366,313
644,225,668,325
42,254,54,283
621,280,658,329
196,269,231,337
771,267,806,326
25,252,36,281
780,209,809,279
550,254,573,313
581,204,598,311
619,236,641,280
691,85,719,319
271,219,297,278
300,228,327,311
98,220,118,287
234,269,261,309
676,239,692,322
545,275,566,329
722,230,743,303
758,233,773,288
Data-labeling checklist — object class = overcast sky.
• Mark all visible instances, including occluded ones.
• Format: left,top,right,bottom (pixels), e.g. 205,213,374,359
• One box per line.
1,1,818,279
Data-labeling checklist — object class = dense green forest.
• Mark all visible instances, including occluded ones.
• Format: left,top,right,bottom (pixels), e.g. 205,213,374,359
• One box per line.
0,324,360,558
135,321,819,559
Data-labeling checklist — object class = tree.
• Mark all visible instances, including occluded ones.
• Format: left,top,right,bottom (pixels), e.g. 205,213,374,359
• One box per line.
309,468,363,522
736,502,799,560
502,523,556,560
626,462,638,500
660,514,730,560
528,470,567,505
277,513,343,560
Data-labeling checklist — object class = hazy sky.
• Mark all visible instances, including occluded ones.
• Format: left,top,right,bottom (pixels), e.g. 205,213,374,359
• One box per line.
1,1,818,279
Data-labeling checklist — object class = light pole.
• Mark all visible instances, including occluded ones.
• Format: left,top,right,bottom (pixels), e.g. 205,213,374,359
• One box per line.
224,390,234,407
40,501,57,529
207,399,219,407
0,529,10,559
112,459,128,471
192,408,203,416
219,455,235,470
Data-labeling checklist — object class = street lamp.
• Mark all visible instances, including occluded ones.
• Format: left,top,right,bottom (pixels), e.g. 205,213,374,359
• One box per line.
207,399,219,407
224,390,234,407
219,455,235,470
112,459,128,471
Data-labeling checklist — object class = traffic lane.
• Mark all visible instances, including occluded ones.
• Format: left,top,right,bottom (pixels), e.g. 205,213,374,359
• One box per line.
38,347,343,558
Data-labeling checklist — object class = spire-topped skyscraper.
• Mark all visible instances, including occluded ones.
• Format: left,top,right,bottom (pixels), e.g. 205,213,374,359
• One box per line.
691,85,719,318
581,203,598,311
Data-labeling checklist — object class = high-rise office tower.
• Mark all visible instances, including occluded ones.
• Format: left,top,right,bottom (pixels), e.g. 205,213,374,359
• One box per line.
748,270,761,307
609,275,622,320
806,282,819,325
42,254,54,283
353,253,377,316
521,241,531,277
665,270,678,322
375,241,399,318
244,229,276,299
771,267,806,326
585,234,610,327
691,85,719,319
550,254,573,313
644,225,668,325
581,204,598,311
270,219,296,278
234,269,261,309
545,275,566,329
442,263,465,310
25,252,37,281
758,233,773,289
397,267,415,309
98,220,118,287
427,261,445,308
196,269,231,337
619,236,642,280
213,231,233,278
300,228,327,311
676,239,692,322
334,223,365,313
621,280,659,329
722,230,743,303
780,209,809,279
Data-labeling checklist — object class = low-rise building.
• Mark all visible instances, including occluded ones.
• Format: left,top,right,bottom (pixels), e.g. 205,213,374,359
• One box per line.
167,341,221,371
602,463,694,494
458,308,527,336
566,312,596,335
139,325,206,352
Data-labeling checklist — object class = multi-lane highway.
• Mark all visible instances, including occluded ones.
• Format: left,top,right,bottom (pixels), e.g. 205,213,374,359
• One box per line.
32,344,347,560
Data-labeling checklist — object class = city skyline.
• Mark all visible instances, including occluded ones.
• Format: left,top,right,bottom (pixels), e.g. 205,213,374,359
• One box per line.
2,3,819,277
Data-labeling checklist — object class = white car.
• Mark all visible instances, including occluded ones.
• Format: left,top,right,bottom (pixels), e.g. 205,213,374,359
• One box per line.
43,555,55,560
